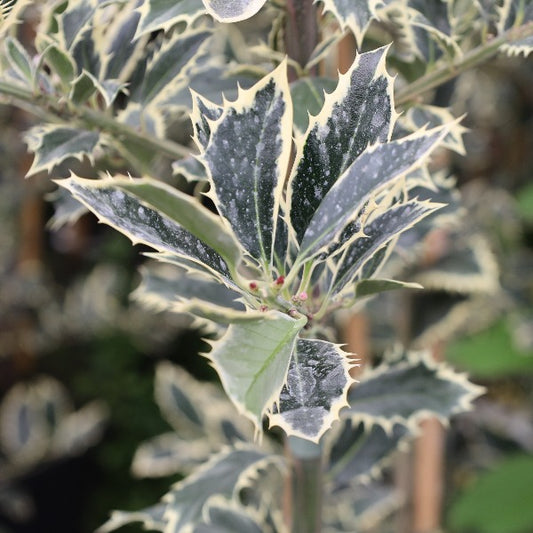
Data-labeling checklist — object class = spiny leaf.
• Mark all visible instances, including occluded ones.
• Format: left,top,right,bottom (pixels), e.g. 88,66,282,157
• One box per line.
194,497,264,533
135,0,206,38
24,125,100,176
331,199,443,295
269,339,355,442
207,311,306,431
201,61,292,268
347,348,485,431
327,420,411,487
98,446,271,533
297,126,448,261
318,0,384,45
57,176,238,280
289,46,396,244
202,0,267,22
57,0,99,51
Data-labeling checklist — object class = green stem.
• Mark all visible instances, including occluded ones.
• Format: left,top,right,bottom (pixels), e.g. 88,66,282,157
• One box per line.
287,437,323,533
0,80,190,161
396,21,533,106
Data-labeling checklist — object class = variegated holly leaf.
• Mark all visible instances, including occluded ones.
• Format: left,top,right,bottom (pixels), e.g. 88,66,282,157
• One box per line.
319,0,384,45
347,348,485,430
4,36,34,87
288,46,395,244
57,175,243,281
131,432,212,477
296,126,448,261
190,91,223,149
207,311,306,431
202,0,267,22
98,446,271,533
327,420,411,488
132,262,246,320
497,0,533,56
24,125,100,176
135,0,206,38
57,0,99,51
193,497,264,533
269,339,355,442
330,199,443,295
201,61,292,268
47,187,88,230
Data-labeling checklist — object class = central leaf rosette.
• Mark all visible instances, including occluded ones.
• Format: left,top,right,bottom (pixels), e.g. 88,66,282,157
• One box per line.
59,47,450,442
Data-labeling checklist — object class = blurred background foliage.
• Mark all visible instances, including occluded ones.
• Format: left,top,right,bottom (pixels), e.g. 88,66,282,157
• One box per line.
0,5,532,533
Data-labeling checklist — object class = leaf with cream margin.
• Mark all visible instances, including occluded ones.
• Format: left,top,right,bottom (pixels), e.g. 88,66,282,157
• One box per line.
97,446,272,533
288,46,396,245
24,125,100,176
135,0,205,38
296,126,449,261
57,175,243,281
269,339,356,442
207,311,307,432
202,0,267,22
201,60,292,268
319,0,384,45
347,348,485,431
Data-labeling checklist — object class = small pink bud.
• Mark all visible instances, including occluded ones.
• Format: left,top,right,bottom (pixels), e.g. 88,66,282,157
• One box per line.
299,291,308,301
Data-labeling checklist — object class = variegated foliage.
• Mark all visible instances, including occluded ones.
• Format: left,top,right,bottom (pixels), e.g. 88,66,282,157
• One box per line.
0,0,253,181
58,47,457,444
99,350,483,532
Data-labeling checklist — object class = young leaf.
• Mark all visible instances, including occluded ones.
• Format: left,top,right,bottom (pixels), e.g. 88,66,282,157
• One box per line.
327,420,411,488
202,0,267,22
289,46,396,244
57,175,239,280
135,0,206,38
297,127,448,260
24,125,100,176
347,349,485,431
353,278,423,299
207,311,307,431
331,199,443,294
42,43,76,86
269,339,355,442
201,61,292,268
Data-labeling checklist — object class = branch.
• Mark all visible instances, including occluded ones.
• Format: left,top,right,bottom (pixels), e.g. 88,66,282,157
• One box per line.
396,21,533,106
0,80,191,161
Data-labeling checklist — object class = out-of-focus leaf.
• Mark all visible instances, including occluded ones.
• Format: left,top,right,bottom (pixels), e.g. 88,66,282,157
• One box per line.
193,497,264,533
327,420,411,488
269,339,355,442
319,0,384,44
24,125,100,176
4,37,34,86
353,278,423,299
347,348,485,429
447,454,533,533
202,0,267,22
135,0,205,37
207,311,306,432
290,77,337,132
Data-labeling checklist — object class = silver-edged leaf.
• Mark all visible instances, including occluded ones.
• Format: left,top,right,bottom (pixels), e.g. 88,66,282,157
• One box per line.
190,91,223,149
297,127,448,261
40,41,77,87
56,175,240,280
331,199,443,295
135,0,205,38
207,311,307,432
97,503,167,533
327,420,411,488
57,0,99,51
4,37,34,86
319,0,384,45
288,46,396,244
134,28,212,106
24,125,100,176
269,339,355,442
201,61,292,268
497,0,533,57
202,0,267,22
193,497,264,533
347,348,485,431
